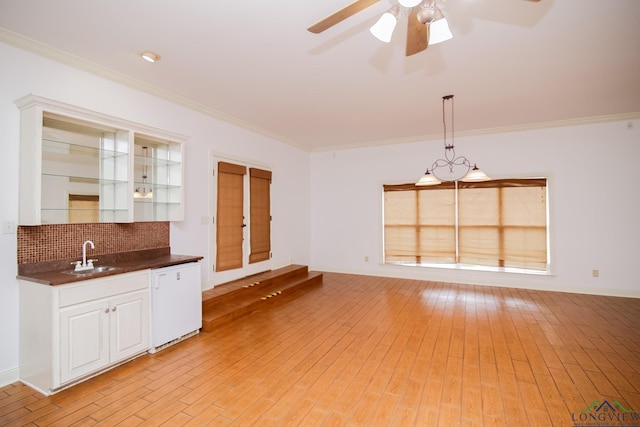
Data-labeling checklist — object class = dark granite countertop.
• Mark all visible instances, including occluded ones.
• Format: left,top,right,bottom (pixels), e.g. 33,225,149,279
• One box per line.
17,247,203,286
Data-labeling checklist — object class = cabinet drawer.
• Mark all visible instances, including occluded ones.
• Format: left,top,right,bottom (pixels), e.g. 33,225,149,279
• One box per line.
58,271,149,307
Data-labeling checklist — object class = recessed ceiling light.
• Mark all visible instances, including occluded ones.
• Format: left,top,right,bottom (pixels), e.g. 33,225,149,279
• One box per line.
140,51,161,63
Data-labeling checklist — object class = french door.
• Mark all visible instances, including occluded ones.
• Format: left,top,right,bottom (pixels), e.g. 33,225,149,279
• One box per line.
212,158,271,285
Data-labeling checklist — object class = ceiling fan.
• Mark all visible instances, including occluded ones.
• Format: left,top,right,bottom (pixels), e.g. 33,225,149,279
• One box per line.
307,0,542,57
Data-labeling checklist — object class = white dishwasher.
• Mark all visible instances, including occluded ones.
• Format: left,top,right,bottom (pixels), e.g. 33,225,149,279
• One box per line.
149,262,202,352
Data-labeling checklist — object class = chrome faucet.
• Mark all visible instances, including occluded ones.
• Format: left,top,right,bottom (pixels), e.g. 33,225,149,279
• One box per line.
74,240,95,271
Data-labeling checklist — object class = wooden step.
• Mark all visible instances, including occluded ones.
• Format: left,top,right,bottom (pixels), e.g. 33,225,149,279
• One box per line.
201,264,309,311
201,265,323,332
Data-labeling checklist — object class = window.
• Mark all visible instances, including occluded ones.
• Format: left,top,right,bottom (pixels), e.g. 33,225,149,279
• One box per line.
383,178,548,272
68,194,99,224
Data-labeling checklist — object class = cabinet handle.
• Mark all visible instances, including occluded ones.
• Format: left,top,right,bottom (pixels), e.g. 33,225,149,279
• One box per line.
104,308,109,314
112,307,117,312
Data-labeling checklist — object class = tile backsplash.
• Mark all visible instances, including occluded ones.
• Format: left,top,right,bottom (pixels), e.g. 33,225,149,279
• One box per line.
17,222,170,264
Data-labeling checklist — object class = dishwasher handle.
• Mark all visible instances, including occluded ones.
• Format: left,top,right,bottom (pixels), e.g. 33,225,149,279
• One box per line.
154,272,167,289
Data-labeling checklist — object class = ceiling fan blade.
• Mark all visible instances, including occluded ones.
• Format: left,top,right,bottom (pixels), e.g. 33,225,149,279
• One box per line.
307,0,380,34
406,7,428,56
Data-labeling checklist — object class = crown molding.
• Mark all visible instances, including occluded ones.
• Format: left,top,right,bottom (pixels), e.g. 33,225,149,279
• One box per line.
0,27,308,151
2,27,638,155
310,112,640,152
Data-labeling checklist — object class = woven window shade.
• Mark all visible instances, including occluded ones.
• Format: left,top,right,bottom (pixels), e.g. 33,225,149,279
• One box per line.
249,168,271,264
68,194,99,224
458,179,547,270
216,162,246,272
383,179,547,270
383,183,456,264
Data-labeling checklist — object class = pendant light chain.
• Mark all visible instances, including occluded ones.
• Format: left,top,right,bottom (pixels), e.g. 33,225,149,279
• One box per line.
415,94,491,185
443,94,454,150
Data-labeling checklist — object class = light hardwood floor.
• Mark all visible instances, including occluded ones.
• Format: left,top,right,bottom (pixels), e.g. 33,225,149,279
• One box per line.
2,272,640,426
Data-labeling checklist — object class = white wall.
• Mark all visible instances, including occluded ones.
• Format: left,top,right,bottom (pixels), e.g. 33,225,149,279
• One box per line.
310,119,640,297
0,42,311,385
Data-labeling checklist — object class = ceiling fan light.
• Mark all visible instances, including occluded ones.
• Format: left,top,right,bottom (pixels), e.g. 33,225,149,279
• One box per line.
398,0,423,7
428,17,453,45
370,12,398,43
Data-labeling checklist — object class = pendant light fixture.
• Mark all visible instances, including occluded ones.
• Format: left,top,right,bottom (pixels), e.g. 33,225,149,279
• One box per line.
416,95,490,186
134,146,154,198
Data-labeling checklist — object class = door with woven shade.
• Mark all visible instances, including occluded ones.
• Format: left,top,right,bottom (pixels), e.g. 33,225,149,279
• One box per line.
214,160,272,283
248,167,272,267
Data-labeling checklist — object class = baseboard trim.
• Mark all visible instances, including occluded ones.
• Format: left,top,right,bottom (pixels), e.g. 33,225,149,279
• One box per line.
0,366,20,388
311,265,640,299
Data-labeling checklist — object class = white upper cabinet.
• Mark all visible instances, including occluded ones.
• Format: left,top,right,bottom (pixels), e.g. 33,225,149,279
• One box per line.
15,95,187,224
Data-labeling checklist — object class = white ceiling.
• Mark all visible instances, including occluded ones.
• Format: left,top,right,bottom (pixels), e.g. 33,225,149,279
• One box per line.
1,0,639,151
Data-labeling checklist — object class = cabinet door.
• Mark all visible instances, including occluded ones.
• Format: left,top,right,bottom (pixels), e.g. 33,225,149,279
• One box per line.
109,290,150,363
59,300,110,384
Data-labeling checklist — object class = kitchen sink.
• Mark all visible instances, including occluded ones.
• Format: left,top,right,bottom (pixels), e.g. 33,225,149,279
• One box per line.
62,266,120,276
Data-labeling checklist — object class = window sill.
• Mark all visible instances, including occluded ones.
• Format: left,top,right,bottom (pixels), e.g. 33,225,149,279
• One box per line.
385,261,552,276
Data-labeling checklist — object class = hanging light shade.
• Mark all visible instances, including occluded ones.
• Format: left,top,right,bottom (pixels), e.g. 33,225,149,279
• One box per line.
133,188,153,199
416,95,490,186
461,164,491,182
416,170,442,186
370,6,399,43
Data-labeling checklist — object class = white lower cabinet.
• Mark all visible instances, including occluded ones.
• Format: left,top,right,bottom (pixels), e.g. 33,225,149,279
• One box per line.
59,299,110,384
19,271,150,395
59,289,149,384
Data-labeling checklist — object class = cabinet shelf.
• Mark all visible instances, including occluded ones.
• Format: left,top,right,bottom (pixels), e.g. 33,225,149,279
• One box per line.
133,154,180,168
134,199,181,205
40,208,131,224
40,207,130,212
132,180,181,189
43,138,128,158
43,173,129,186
